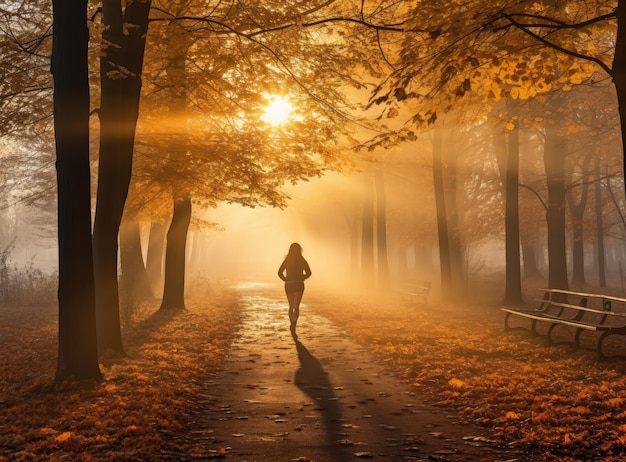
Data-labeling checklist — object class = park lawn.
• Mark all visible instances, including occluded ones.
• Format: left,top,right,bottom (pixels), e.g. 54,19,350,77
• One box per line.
308,289,626,462
0,284,242,461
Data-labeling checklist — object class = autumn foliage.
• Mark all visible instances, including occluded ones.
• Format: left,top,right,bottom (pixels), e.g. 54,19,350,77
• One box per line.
309,290,626,462
0,285,241,461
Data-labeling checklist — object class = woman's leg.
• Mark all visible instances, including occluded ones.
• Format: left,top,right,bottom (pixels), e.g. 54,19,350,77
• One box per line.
286,291,296,325
291,291,303,326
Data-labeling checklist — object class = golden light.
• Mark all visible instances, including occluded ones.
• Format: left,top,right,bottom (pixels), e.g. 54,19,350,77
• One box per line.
262,95,293,126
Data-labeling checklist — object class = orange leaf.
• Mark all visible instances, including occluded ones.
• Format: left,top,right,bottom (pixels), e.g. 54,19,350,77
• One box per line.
56,431,72,442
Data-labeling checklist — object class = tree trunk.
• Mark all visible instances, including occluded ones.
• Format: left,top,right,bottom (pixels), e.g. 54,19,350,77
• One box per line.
344,213,359,283
146,221,167,294
160,197,192,311
503,126,523,305
521,240,541,279
595,157,607,287
93,0,152,355
187,231,200,271
566,159,590,288
51,0,101,382
120,216,153,302
613,0,626,193
443,130,465,300
375,167,390,290
432,124,453,302
544,124,569,290
361,167,375,287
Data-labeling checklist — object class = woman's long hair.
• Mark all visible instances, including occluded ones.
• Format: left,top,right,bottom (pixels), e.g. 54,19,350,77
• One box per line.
285,242,303,264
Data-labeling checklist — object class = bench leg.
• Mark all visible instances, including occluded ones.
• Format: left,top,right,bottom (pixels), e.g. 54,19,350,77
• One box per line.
530,319,538,336
597,331,610,362
504,312,513,331
547,323,559,345
574,328,584,349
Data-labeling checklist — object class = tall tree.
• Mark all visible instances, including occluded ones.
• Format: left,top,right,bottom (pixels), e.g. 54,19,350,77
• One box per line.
160,197,192,310
51,0,101,382
501,125,523,305
93,0,152,355
146,221,167,292
375,167,390,289
443,127,466,300
595,157,607,287
566,154,591,287
361,167,375,287
432,123,453,302
544,121,569,290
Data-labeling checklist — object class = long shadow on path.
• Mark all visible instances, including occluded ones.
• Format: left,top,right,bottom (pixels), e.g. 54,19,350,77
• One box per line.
294,340,351,459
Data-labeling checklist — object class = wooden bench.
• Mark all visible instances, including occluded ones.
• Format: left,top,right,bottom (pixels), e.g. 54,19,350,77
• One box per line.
501,288,626,361
399,281,431,305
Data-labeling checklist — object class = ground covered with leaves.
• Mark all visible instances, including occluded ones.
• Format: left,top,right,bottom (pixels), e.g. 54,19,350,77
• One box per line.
0,284,241,461
4,282,626,461
308,290,626,462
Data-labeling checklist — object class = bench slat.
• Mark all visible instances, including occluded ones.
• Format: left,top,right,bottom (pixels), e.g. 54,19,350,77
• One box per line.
533,299,626,317
502,290,626,361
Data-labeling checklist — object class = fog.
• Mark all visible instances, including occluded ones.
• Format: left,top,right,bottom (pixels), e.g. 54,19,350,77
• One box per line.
193,173,359,289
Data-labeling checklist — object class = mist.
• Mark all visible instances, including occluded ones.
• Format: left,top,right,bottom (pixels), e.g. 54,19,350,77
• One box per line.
192,173,361,290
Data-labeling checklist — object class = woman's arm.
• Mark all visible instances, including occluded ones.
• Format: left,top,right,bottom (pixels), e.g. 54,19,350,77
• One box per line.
277,261,287,281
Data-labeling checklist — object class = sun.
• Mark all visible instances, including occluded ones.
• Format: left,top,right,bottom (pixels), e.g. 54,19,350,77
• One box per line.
262,95,293,126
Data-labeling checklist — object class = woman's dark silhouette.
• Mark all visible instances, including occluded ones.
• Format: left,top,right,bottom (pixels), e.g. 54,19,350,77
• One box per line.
277,242,311,338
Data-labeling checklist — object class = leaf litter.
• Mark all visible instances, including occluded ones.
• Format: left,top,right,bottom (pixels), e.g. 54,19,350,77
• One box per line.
0,286,242,461
5,284,626,461
309,290,626,462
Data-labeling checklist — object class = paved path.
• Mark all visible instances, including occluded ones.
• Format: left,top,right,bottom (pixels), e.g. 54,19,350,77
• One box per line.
190,283,521,461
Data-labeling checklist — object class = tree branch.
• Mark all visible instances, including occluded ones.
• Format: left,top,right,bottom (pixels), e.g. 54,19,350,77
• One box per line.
498,11,614,76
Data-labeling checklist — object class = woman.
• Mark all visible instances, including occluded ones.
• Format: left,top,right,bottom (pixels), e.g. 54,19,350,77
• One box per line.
277,242,312,338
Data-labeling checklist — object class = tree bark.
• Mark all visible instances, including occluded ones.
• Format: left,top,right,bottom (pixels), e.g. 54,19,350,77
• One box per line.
566,158,590,288
93,0,152,355
361,167,375,287
521,240,541,279
120,215,153,303
595,157,607,287
544,124,569,290
375,167,390,290
432,124,453,302
349,216,359,277
443,130,465,300
613,0,626,192
146,221,167,294
159,197,192,311
51,0,101,382
502,126,524,305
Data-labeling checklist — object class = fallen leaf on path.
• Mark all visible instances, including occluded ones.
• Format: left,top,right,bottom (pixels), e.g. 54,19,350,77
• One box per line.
380,424,398,430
